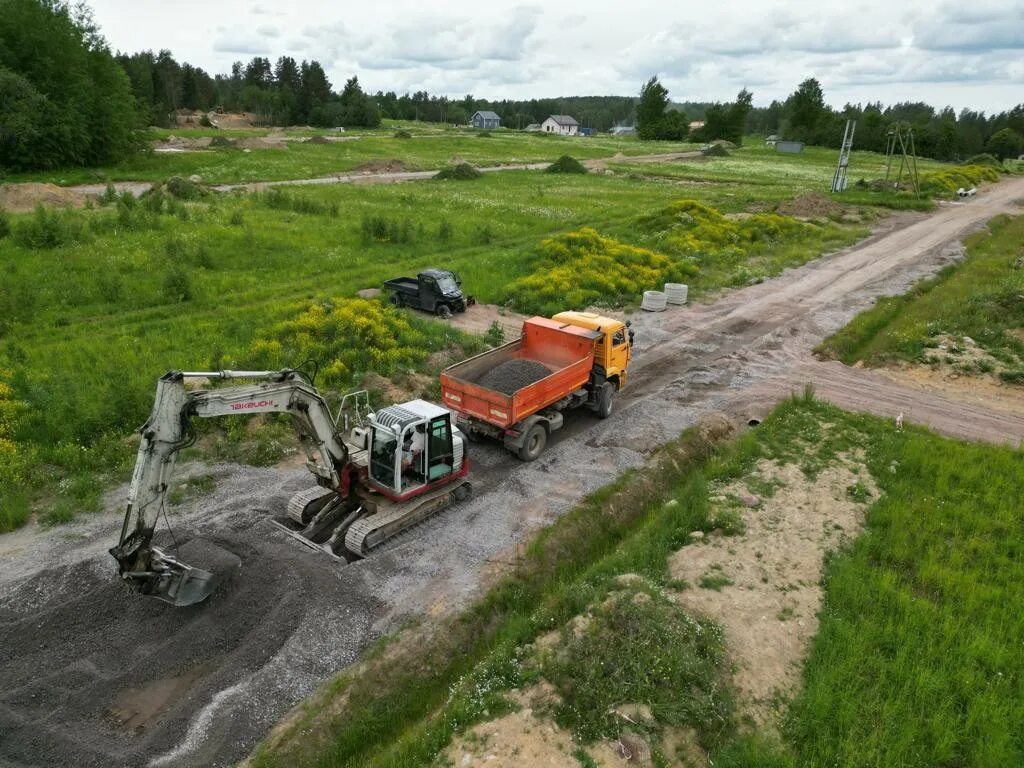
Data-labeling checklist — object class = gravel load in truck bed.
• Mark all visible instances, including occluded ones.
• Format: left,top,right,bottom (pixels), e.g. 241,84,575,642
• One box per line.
476,359,552,395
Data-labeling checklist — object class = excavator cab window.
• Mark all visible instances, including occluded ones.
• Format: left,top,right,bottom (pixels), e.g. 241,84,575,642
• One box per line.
426,415,454,481
369,426,400,491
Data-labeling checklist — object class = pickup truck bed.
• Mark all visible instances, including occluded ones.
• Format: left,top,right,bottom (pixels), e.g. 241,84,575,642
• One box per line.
383,277,419,294
440,317,600,429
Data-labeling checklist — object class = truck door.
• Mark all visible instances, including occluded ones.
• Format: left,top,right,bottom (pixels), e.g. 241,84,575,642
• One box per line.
420,274,438,310
426,415,455,481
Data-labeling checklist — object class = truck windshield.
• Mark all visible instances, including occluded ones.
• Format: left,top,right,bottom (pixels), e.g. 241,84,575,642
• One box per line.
436,275,458,294
369,426,399,490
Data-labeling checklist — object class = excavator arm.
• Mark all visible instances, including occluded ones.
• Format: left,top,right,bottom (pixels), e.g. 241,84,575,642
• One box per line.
110,369,349,606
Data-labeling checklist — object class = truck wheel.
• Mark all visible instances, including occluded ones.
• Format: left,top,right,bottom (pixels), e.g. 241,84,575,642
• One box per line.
517,424,547,462
597,382,616,419
389,294,403,308
437,304,452,320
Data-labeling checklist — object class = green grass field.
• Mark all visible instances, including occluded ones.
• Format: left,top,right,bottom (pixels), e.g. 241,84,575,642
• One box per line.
246,395,1024,768
3,126,699,186
0,141,892,529
817,214,1024,380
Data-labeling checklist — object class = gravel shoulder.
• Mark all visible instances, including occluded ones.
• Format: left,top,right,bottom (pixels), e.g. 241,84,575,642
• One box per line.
0,177,1021,768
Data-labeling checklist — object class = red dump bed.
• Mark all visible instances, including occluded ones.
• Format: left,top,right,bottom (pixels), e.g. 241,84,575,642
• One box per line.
440,317,600,429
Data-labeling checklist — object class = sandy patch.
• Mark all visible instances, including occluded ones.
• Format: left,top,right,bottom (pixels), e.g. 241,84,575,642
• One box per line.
0,183,87,213
879,365,1024,416
447,303,529,341
354,159,407,173
668,455,877,727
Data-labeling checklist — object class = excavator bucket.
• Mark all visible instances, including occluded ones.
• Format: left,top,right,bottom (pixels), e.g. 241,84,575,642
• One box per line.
110,543,220,607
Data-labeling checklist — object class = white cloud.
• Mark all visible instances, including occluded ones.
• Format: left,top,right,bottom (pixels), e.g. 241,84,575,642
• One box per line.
86,0,1024,113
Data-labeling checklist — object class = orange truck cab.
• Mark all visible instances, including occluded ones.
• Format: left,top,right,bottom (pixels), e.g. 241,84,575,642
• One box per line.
440,312,633,461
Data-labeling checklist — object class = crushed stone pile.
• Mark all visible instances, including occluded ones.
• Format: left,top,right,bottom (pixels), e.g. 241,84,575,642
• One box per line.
477,359,551,395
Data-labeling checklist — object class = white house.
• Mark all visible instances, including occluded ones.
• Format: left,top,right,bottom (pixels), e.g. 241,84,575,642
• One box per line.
541,115,579,136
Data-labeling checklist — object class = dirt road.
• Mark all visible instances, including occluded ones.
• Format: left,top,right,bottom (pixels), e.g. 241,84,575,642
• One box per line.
55,149,705,200
1,178,1021,768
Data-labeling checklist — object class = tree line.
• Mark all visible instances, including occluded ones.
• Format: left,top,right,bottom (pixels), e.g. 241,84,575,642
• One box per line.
637,75,1024,161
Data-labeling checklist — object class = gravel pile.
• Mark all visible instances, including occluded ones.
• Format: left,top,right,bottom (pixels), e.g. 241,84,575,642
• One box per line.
477,360,551,395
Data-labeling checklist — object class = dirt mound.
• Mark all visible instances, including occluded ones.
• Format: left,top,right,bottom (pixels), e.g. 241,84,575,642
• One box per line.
304,135,331,145
711,139,738,149
702,143,730,157
434,163,481,181
546,155,588,174
208,136,236,149
776,191,841,218
208,112,257,129
235,137,288,151
0,183,87,213
477,360,551,394
354,159,407,173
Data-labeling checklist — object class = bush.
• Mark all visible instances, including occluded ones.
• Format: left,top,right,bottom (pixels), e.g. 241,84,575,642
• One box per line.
13,206,87,249
963,153,1000,167
260,188,338,216
0,210,9,239
199,114,213,128
361,214,418,244
393,129,412,139
546,155,588,174
163,267,193,302
437,218,452,241
164,176,207,200
245,298,432,386
434,163,482,180
922,164,1000,197
506,227,698,314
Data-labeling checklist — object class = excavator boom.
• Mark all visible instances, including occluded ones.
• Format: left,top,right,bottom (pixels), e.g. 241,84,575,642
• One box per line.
110,369,349,605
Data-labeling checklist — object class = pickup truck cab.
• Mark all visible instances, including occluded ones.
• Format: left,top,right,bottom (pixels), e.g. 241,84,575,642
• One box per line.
384,269,472,318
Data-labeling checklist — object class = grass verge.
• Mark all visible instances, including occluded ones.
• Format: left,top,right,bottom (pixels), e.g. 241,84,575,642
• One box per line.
816,214,1024,379
248,393,1024,768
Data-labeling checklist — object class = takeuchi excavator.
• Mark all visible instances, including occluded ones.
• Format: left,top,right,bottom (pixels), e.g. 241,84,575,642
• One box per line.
110,369,471,606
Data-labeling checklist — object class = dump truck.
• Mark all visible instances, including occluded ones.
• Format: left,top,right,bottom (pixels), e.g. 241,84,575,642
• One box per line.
440,311,632,460
384,268,473,318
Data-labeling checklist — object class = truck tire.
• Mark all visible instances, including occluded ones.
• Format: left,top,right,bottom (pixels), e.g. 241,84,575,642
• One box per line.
389,293,403,308
517,423,547,462
597,382,615,419
436,304,453,320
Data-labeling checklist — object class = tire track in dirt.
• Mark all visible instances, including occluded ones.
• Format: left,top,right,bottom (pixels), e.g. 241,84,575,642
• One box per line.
1,178,1021,768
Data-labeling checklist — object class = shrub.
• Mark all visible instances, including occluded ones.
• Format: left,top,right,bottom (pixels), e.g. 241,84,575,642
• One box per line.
546,155,588,174
506,227,697,314
394,129,412,139
921,164,1000,197
13,206,87,249
260,188,338,216
437,218,452,241
199,114,213,128
0,210,9,239
99,183,118,206
164,176,207,200
163,267,193,302
963,153,1000,167
638,199,809,263
361,214,416,244
434,163,481,180
245,298,432,386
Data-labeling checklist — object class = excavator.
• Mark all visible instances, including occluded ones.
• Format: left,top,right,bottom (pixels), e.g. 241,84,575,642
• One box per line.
110,369,471,606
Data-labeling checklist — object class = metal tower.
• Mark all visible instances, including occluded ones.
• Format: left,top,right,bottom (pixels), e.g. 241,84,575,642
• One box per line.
830,119,856,193
884,126,921,197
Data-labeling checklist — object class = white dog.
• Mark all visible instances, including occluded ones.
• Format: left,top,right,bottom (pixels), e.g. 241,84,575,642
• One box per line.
895,412,904,432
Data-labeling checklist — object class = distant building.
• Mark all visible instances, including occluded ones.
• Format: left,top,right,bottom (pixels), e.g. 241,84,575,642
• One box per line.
525,123,542,132
579,127,594,136
688,120,705,132
610,125,636,136
765,134,779,147
541,115,579,136
775,140,805,154
470,111,501,129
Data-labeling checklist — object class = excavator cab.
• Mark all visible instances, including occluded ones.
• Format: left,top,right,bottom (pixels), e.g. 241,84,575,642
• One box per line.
367,400,460,497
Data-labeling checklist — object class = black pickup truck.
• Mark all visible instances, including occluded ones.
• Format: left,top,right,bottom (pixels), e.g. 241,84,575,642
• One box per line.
384,268,474,318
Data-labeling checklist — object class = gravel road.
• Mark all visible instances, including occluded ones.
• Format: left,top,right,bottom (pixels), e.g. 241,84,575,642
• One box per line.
1,177,1021,768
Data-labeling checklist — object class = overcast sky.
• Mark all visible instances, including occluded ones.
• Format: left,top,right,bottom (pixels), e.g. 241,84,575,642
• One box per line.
89,0,1023,113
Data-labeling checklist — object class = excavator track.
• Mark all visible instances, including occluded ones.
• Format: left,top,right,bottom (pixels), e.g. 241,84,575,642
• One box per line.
286,486,334,524
345,480,472,557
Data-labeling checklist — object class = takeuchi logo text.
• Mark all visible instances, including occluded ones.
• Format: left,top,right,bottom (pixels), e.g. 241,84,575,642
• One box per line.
231,401,277,410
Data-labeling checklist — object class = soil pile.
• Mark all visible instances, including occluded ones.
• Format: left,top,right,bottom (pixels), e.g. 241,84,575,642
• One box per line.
702,143,730,157
235,137,288,151
304,135,331,144
477,360,551,394
777,191,841,218
0,183,87,213
355,159,408,173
